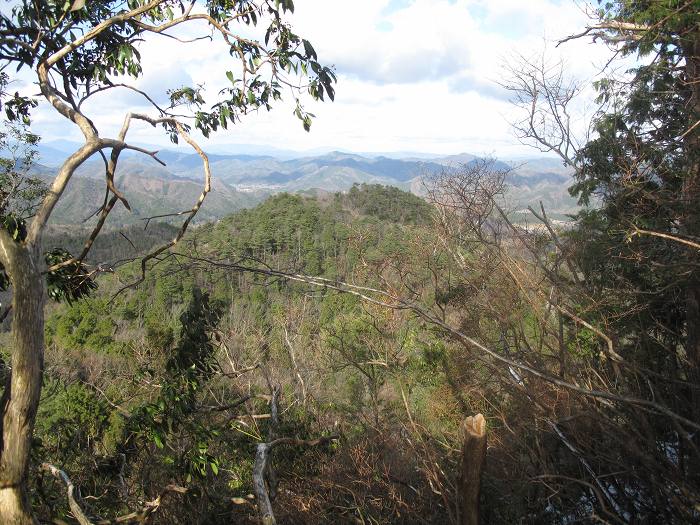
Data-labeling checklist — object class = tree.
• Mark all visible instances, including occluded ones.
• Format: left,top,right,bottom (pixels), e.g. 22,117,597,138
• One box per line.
557,0,700,418
0,74,42,222
579,0,700,378
506,1,700,377
0,2,335,522
498,1,700,519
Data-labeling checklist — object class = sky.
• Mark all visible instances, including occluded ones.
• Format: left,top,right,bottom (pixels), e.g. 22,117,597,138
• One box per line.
15,0,617,158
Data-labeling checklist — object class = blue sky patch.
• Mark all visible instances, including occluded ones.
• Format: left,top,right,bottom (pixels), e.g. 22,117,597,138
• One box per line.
375,20,394,32
381,0,414,17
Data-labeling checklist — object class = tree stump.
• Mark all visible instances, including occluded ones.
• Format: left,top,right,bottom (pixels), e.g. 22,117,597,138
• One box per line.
459,414,487,525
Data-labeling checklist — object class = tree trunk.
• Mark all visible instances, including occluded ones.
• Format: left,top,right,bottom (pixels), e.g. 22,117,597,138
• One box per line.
0,237,45,525
458,414,487,525
684,29,700,372
682,29,700,434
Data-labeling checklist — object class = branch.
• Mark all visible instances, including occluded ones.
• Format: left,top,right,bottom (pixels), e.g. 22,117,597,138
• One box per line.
46,194,119,274
45,1,163,68
111,115,211,299
27,5,172,240
79,83,168,115
557,0,698,48
249,382,337,524
500,54,583,171
252,434,339,525
96,484,187,524
26,139,100,246
283,326,307,405
627,227,700,251
557,21,650,46
40,463,93,525
198,395,252,413
45,114,169,273
546,421,626,519
131,10,261,49
41,111,208,281
41,462,188,525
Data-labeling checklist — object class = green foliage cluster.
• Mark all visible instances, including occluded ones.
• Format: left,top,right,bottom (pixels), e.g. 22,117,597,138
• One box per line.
205,185,432,279
1,0,335,137
35,380,110,454
133,288,223,479
343,183,433,225
46,298,118,353
214,193,328,274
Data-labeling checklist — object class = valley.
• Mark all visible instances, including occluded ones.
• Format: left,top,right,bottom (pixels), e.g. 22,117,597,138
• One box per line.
36,140,579,228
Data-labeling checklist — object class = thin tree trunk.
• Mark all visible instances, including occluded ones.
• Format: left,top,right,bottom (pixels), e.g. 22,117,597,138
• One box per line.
283,327,306,406
0,236,45,525
684,29,700,372
677,26,700,437
683,27,700,450
459,414,486,525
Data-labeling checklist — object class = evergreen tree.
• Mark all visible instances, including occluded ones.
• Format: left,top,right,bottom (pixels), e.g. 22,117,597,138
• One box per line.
571,0,700,407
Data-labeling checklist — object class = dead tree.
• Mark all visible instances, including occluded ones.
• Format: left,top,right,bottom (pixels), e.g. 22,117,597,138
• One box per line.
251,386,338,525
458,414,486,525
500,51,586,170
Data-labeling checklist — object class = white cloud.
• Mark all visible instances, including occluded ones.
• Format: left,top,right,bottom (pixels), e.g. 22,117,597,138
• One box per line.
20,1,616,158
293,0,478,84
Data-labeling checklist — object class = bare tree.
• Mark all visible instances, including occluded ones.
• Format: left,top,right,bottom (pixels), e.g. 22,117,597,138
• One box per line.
501,52,587,171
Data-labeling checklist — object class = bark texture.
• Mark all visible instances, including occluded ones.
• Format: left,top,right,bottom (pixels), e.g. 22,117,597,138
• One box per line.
684,29,700,372
0,235,45,525
459,413,486,525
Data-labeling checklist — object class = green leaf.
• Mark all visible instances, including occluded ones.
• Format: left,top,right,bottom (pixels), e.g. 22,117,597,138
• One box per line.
302,39,317,60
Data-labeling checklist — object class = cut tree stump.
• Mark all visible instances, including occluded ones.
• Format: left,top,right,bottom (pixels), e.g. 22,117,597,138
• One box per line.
459,413,487,525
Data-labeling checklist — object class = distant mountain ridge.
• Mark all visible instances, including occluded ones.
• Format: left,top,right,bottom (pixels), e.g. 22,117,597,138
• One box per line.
34,141,579,226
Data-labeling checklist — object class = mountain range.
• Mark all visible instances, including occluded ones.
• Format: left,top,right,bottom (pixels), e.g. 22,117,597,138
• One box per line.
33,140,579,228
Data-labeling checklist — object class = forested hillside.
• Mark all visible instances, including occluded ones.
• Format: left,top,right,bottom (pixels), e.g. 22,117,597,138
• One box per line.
45,222,180,265
15,186,459,524
6,176,692,523
1,1,699,524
